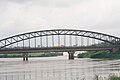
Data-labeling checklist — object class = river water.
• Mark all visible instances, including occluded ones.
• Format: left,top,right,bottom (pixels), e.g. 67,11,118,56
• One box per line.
0,56,120,80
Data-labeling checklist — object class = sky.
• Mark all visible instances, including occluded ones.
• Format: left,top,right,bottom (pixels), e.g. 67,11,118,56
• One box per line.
0,0,120,39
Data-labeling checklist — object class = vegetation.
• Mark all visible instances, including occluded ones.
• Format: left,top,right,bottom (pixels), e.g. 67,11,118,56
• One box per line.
0,52,63,58
78,40,120,59
93,74,120,80
80,74,120,80
0,54,23,58
77,50,120,59
29,52,63,57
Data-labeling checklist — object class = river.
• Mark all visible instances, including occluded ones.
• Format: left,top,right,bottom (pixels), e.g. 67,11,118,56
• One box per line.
0,56,120,80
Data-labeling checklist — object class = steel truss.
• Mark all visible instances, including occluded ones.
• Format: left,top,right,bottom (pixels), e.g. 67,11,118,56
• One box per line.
0,29,120,49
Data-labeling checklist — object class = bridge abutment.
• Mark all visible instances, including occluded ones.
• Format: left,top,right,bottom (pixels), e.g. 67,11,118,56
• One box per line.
68,51,75,60
112,48,119,53
23,53,28,61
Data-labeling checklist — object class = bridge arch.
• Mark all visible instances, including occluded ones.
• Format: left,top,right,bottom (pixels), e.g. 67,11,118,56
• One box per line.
0,29,120,49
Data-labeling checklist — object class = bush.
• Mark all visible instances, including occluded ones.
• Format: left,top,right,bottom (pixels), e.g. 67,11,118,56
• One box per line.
77,51,120,59
94,74,120,80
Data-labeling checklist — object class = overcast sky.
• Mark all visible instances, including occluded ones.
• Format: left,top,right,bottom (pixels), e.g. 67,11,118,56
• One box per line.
0,0,120,39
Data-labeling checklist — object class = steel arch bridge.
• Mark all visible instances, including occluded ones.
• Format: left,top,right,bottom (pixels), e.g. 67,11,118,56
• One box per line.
0,29,120,60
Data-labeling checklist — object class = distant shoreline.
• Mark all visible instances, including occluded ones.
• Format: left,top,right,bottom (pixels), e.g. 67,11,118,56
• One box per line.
0,52,63,58
77,51,120,59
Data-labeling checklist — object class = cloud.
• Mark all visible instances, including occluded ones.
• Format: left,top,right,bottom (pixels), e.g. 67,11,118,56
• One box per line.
0,0,120,38
1,0,86,7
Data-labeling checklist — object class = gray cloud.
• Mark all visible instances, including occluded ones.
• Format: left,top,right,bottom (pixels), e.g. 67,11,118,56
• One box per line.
0,0,120,39
1,0,85,7
0,0,30,3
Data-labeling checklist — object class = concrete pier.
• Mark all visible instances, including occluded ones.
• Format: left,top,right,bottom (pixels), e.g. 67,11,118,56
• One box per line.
112,48,119,53
68,51,75,60
23,53,28,61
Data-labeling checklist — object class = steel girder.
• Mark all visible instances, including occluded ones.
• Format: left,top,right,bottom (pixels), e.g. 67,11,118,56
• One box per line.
0,29,120,49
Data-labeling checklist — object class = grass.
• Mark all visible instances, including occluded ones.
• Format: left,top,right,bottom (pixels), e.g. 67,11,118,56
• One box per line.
94,74,120,80
79,74,120,80
89,74,120,80
108,75,120,80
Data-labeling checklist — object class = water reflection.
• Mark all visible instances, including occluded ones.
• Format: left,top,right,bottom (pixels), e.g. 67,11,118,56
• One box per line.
0,57,120,80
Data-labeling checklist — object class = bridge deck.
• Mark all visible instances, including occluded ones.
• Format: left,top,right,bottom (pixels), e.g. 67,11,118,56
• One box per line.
0,46,117,54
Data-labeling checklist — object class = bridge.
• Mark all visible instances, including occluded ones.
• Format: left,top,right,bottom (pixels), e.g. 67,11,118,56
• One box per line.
0,29,120,61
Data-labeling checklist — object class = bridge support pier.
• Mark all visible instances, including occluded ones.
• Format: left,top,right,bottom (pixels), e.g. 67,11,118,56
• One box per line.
68,51,75,60
112,48,119,53
23,53,28,61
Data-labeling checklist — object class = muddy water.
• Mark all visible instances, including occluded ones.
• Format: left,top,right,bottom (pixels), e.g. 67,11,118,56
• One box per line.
0,56,120,80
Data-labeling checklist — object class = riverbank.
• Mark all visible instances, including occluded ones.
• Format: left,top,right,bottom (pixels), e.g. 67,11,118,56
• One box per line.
77,51,120,59
93,74,120,80
0,52,63,58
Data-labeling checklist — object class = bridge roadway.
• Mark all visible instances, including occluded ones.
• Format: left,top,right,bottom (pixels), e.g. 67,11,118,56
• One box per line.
0,46,119,54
